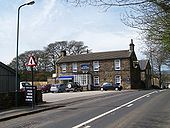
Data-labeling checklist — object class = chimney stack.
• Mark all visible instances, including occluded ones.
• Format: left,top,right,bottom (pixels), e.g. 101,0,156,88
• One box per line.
61,50,66,57
129,39,135,52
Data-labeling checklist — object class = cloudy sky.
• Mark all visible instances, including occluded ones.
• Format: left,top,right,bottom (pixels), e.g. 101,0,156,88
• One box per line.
0,0,144,65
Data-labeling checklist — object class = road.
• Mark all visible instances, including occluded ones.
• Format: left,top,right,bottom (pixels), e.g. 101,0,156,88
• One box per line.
0,90,170,128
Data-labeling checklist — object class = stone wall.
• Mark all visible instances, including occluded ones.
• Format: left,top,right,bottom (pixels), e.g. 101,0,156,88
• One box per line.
0,90,42,110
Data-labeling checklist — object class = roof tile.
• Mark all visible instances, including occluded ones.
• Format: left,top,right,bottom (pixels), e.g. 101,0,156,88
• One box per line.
58,50,131,63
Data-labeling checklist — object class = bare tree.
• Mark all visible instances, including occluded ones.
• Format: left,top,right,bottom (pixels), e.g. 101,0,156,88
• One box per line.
44,41,68,72
66,0,170,51
67,40,90,55
9,50,44,71
142,41,169,87
44,40,90,72
9,40,90,80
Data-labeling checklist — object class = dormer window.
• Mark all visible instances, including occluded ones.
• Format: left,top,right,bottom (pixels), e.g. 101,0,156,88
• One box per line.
114,59,121,70
93,61,100,71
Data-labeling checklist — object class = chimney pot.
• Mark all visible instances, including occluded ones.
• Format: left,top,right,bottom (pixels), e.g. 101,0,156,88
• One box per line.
61,50,66,57
129,39,135,52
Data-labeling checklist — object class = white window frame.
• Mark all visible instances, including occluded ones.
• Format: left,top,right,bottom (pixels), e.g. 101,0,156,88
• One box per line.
61,64,66,73
94,76,99,86
72,63,77,72
114,59,121,70
115,75,121,84
93,61,100,71
74,74,91,86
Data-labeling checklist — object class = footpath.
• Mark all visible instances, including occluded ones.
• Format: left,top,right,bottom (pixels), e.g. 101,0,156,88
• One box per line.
0,91,117,122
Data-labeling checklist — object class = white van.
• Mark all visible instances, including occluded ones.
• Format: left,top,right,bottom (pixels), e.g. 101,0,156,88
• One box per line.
20,81,31,91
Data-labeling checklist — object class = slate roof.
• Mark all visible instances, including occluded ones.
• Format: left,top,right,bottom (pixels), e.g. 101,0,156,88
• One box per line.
58,50,131,63
0,61,16,74
139,60,150,70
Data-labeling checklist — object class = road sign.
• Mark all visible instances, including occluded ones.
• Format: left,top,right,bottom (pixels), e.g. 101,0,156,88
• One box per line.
25,85,36,108
27,56,37,66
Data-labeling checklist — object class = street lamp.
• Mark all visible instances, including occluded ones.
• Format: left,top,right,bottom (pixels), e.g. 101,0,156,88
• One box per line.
15,1,35,107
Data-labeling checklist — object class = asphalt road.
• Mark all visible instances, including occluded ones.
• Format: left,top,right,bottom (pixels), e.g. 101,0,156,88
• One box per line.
0,90,170,128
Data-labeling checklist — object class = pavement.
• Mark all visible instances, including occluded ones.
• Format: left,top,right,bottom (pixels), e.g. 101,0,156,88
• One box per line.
0,91,116,122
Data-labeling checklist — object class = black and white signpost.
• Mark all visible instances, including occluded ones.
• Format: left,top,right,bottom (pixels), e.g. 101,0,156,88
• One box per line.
26,55,37,109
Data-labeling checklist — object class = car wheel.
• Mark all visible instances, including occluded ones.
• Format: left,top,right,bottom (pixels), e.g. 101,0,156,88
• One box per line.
115,88,118,91
67,84,72,89
118,87,122,91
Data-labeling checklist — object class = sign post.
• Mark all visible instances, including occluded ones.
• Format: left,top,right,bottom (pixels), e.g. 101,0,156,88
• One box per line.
27,55,37,109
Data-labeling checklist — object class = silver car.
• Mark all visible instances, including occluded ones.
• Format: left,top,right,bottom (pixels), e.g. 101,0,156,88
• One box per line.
50,84,66,93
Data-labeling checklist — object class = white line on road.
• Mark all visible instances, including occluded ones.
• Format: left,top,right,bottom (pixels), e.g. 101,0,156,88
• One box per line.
72,91,157,128
83,126,91,128
159,90,165,92
126,104,133,108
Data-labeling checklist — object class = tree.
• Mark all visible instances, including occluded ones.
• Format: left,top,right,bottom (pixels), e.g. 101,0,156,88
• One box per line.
67,0,150,8
124,1,170,52
44,40,90,72
67,40,89,55
66,0,170,51
9,50,44,72
44,41,68,72
8,50,50,81
142,41,169,87
9,40,90,81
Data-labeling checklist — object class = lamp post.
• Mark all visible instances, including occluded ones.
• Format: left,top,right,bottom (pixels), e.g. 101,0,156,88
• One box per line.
15,1,35,107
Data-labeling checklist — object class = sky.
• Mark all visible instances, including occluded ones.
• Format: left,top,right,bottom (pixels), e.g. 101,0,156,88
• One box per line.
0,0,144,65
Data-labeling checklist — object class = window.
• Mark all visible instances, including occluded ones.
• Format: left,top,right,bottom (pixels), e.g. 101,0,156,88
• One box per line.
94,76,99,86
72,63,77,72
115,75,121,84
93,61,100,71
74,74,91,86
114,59,121,70
61,64,66,72
81,75,87,85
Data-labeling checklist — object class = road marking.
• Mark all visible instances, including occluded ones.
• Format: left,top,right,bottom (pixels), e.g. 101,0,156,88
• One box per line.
126,104,133,107
72,91,157,128
83,126,91,128
146,95,150,97
159,90,165,92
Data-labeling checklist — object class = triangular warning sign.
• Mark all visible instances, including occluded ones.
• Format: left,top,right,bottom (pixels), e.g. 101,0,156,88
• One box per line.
27,56,37,66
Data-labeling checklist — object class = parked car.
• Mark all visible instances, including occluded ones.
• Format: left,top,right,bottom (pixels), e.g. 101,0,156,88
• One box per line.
41,84,51,93
101,82,122,91
50,84,66,93
65,82,83,92
101,82,113,91
114,83,123,91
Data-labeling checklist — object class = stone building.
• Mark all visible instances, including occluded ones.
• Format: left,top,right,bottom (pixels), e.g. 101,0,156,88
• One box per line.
139,60,152,89
56,40,142,90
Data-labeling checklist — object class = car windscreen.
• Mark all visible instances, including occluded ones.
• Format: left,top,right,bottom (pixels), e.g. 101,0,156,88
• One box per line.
51,85,58,87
